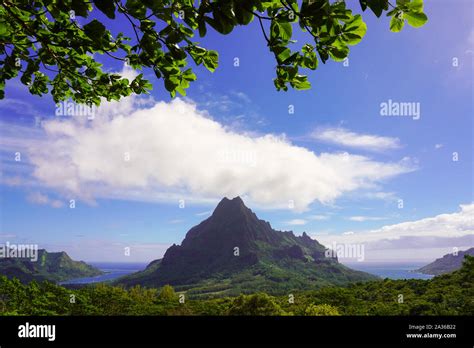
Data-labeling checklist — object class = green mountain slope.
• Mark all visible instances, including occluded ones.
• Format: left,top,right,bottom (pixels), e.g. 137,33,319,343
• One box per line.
417,247,474,275
117,197,377,295
0,249,103,283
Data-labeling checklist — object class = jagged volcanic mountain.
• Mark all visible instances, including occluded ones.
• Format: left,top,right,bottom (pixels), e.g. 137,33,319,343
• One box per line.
118,197,377,296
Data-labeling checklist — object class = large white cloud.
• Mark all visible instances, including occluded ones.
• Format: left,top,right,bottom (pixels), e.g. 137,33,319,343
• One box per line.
24,98,415,210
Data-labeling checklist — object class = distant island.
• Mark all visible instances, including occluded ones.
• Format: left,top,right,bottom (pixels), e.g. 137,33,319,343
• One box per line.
417,247,474,275
0,249,103,283
117,196,376,296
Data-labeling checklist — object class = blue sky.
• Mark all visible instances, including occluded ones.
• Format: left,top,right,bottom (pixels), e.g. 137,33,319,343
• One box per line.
0,0,472,262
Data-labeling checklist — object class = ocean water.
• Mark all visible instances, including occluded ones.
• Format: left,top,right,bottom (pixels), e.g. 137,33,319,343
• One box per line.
343,262,434,280
62,261,434,285
60,262,148,284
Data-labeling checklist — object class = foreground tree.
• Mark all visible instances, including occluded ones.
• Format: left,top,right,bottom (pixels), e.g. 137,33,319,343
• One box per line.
158,284,177,301
0,0,428,104
304,303,340,316
227,293,287,315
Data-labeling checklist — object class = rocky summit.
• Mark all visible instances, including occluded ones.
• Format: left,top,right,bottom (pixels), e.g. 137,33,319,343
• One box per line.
118,197,377,296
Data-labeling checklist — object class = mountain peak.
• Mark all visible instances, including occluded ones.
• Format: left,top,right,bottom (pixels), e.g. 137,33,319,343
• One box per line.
216,196,245,208
212,196,249,218
118,196,377,290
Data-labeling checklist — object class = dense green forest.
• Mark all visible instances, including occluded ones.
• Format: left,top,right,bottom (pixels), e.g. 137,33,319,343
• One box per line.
1,256,472,316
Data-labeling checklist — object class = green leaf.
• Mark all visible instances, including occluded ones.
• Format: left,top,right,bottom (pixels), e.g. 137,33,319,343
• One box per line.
125,0,146,18
365,0,388,17
203,50,219,72
407,0,424,12
272,46,292,63
390,13,405,32
198,20,207,37
343,14,367,45
93,0,116,19
405,11,428,27
328,38,349,61
71,0,91,17
279,22,292,41
234,2,254,25
396,0,410,5
164,77,178,93
291,75,311,90
183,69,197,82
83,20,106,39
210,9,235,34
271,21,292,42
0,20,7,36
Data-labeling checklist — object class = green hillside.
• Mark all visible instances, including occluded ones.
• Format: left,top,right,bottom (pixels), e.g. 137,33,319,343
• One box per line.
0,249,103,283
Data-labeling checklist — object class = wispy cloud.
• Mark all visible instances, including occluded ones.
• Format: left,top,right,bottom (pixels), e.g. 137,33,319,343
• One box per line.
192,89,267,130
363,191,397,201
231,91,252,104
317,203,474,261
27,192,64,208
348,216,387,222
284,219,307,226
308,214,330,221
195,211,211,217
0,99,44,117
311,127,401,152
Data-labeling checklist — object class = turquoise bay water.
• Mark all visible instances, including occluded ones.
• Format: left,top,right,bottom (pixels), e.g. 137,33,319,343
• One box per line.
343,262,434,280
60,262,148,284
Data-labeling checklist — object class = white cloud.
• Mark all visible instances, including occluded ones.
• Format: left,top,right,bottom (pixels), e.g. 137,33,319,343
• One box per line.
195,211,211,217
363,191,397,201
27,192,64,208
348,216,387,222
435,143,444,149
311,127,401,152
308,214,330,221
317,204,474,260
0,120,45,154
10,98,415,211
285,219,308,226
0,99,43,117
1,176,24,186
231,91,252,104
